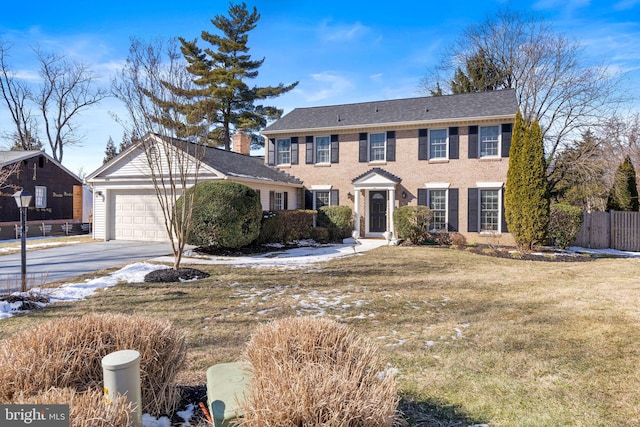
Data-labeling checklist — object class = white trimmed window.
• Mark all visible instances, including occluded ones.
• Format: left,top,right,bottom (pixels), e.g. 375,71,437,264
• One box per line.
369,133,386,161
428,189,447,231
276,138,291,165
35,186,47,208
315,136,330,164
480,189,500,232
480,125,500,157
429,129,448,159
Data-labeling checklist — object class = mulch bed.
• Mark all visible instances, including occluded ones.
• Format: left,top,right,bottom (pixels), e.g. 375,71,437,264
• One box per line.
144,267,211,283
461,245,595,262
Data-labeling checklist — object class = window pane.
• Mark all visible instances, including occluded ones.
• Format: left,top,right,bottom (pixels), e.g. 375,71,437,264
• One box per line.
480,126,499,157
316,136,330,163
276,139,291,164
35,186,47,209
429,129,447,159
369,133,386,161
480,189,499,231
429,189,447,231
275,192,283,210
315,191,329,209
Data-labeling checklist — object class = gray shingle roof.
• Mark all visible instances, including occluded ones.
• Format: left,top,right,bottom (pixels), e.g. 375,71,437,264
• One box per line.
263,89,517,133
200,144,302,185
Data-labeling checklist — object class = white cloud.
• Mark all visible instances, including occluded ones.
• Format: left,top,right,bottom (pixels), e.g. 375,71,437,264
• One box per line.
318,20,372,43
295,71,354,103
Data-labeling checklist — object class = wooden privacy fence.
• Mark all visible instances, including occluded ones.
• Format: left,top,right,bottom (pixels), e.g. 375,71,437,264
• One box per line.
574,211,640,251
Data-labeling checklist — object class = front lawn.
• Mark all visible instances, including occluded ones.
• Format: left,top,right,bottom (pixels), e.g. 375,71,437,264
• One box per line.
1,246,639,426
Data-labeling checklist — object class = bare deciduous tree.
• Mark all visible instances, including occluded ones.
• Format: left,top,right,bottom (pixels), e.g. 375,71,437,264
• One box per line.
0,41,39,150
35,50,108,162
111,38,208,270
0,40,107,161
421,8,625,180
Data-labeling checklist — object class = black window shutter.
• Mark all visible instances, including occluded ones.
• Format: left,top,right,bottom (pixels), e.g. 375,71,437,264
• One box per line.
448,188,459,232
291,137,299,165
417,188,428,206
284,192,289,210
468,126,478,159
359,133,368,162
468,188,479,232
449,127,459,159
501,187,509,232
501,123,512,158
268,138,275,166
330,189,339,206
331,134,339,163
305,189,313,210
269,190,275,211
386,131,396,162
418,129,429,160
305,136,314,164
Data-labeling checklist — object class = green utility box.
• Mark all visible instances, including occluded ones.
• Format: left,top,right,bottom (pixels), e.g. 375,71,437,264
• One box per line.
206,362,252,427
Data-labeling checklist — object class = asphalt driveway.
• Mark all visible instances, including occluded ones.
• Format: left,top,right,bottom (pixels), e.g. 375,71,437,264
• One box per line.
0,240,173,289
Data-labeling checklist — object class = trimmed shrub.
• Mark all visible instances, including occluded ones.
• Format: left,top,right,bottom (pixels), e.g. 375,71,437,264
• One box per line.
310,226,330,243
0,314,187,416
548,203,583,249
178,181,262,249
240,317,398,426
317,205,353,242
450,232,467,247
393,205,433,244
257,210,316,244
12,387,134,427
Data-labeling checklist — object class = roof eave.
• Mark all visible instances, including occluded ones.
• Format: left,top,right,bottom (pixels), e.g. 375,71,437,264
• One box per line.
261,113,516,136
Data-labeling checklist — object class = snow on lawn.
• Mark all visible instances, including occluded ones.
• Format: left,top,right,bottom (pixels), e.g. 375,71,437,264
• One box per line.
0,262,168,319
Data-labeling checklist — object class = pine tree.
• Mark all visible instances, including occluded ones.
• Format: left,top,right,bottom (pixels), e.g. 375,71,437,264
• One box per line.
505,111,550,250
177,3,298,150
103,136,118,164
607,156,639,211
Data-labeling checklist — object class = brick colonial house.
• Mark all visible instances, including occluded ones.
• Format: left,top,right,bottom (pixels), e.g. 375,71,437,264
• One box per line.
261,89,518,244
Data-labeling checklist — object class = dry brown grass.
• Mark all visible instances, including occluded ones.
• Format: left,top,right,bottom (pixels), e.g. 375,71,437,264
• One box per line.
0,313,187,416
239,317,398,426
12,387,134,427
1,246,640,425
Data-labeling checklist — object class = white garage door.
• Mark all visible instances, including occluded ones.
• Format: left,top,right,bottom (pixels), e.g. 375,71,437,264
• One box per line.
110,190,168,241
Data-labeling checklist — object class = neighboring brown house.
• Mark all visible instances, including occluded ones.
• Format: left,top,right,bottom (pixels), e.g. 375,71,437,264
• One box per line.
0,150,86,238
261,89,518,244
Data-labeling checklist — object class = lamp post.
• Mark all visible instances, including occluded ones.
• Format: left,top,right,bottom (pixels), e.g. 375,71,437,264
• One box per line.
13,189,32,293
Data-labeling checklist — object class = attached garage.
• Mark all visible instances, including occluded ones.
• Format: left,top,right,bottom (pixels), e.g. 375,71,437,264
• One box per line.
86,133,303,243
110,190,167,241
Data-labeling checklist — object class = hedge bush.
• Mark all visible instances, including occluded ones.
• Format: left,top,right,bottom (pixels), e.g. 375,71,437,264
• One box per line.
317,205,352,242
257,210,316,244
178,181,262,249
393,205,433,244
548,203,583,249
0,314,187,416
240,317,398,426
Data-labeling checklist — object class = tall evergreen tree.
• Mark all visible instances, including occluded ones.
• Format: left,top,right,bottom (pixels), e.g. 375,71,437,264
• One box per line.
607,156,639,211
103,136,118,164
178,2,298,150
505,111,550,250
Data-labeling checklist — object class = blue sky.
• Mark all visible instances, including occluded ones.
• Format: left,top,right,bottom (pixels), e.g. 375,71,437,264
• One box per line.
1,0,639,175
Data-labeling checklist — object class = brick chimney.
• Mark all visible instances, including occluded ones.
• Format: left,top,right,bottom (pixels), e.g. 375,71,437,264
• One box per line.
232,130,251,155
